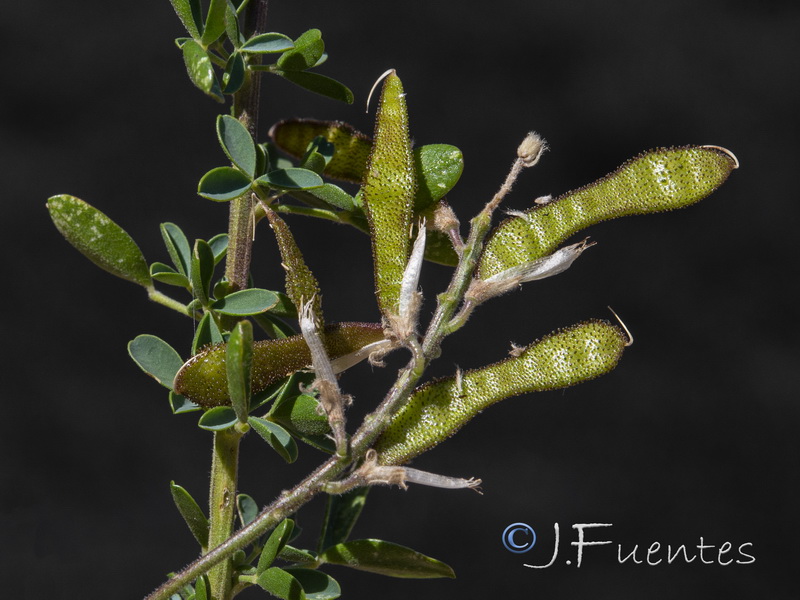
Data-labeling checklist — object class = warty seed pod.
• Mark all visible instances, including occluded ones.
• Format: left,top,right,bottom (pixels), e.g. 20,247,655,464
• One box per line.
174,322,385,408
362,70,417,318
478,146,738,280
375,320,628,465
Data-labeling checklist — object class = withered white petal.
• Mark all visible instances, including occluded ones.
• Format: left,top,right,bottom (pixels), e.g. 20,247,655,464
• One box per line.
484,239,593,284
398,223,426,324
330,339,396,373
299,298,337,385
403,467,482,492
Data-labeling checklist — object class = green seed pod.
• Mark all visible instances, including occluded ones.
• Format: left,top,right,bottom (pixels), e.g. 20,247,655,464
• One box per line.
269,118,371,183
264,207,323,324
174,322,384,408
478,146,738,280
363,71,417,317
375,320,627,465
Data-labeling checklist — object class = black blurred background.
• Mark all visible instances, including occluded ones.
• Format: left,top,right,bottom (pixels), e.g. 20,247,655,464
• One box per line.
2,0,798,598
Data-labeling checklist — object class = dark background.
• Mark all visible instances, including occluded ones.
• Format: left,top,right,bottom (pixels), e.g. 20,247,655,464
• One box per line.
2,0,797,598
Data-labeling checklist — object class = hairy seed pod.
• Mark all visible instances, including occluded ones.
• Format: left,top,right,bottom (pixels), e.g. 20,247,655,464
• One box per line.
375,320,627,465
264,207,323,324
174,322,384,407
478,146,738,280
269,118,371,183
363,70,417,317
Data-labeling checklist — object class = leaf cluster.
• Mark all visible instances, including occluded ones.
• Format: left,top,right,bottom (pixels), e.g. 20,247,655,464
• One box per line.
171,0,352,104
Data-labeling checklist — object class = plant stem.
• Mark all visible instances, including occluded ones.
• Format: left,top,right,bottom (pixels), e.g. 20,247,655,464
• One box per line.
422,157,524,357
146,454,346,600
224,194,255,292
147,287,195,317
207,429,242,600
421,209,495,358
226,0,269,291
208,3,270,598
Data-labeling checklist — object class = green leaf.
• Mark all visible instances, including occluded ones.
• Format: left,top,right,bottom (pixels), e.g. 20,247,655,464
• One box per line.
266,291,298,319
170,391,202,414
190,239,215,305
262,141,295,174
423,228,459,267
319,487,369,553
319,539,455,579
194,575,210,600
187,298,203,314
271,394,330,438
266,378,335,453
211,288,278,315
212,278,234,302
258,519,295,574
305,136,335,167
192,312,224,354
208,233,229,264
241,32,294,53
217,115,257,177
284,569,340,600
280,545,317,564
197,406,238,431
287,184,356,213
200,0,227,46
257,168,324,190
276,71,354,104
46,195,151,287
160,222,192,276
248,416,298,463
224,0,242,47
181,40,224,102
222,51,245,94
128,335,184,389
277,29,324,71
227,320,253,422
257,567,305,600
168,0,202,39
237,493,258,527
170,481,209,548
293,433,335,454
198,166,253,201
255,143,270,177
299,151,326,175
249,374,292,412
151,262,191,288
478,145,738,280
252,312,296,339
414,144,464,211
